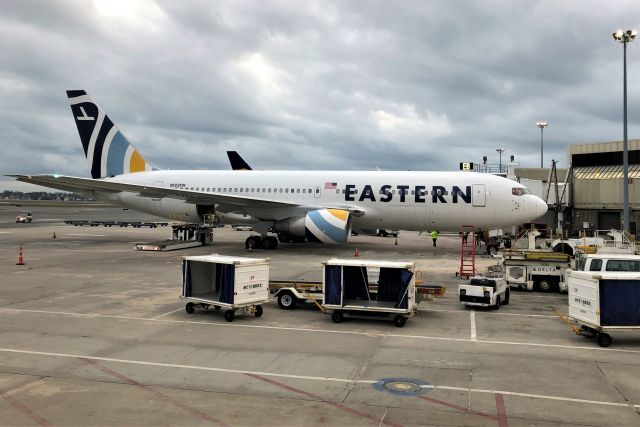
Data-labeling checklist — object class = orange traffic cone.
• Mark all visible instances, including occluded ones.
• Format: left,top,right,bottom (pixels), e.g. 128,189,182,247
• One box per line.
52,231,56,239
16,244,25,265
354,247,360,257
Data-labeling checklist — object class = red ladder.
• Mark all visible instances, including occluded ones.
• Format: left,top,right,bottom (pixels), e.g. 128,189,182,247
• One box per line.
459,225,477,278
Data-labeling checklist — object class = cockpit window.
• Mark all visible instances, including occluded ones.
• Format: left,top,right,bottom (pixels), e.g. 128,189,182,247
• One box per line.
512,187,532,196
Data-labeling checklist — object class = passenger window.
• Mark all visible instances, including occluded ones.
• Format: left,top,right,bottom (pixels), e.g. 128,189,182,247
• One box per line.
279,189,283,193
589,259,602,271
240,188,243,192
315,188,319,194
309,188,312,193
303,189,306,193
268,189,271,193
285,189,289,193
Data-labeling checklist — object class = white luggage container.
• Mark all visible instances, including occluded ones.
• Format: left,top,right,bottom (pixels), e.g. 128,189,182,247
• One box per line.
322,258,417,327
568,267,640,347
181,255,269,322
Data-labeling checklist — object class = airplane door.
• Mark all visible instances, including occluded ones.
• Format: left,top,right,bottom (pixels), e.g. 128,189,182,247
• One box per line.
472,184,485,207
152,181,163,201
314,186,321,199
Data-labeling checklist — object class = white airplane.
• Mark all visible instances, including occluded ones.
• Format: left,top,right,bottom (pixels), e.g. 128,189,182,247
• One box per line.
11,90,547,249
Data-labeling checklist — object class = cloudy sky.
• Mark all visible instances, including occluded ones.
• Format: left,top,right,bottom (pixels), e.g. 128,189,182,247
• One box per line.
1,0,639,190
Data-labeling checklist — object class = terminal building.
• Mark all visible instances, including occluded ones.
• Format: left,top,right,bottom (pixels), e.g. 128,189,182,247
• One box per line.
509,139,640,239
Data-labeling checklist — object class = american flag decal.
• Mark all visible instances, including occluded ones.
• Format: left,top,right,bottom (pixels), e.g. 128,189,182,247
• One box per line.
324,182,337,189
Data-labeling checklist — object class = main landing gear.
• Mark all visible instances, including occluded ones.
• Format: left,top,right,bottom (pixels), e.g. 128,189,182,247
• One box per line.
245,235,279,250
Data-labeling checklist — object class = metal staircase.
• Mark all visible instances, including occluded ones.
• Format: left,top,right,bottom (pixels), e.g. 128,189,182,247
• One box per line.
459,225,477,278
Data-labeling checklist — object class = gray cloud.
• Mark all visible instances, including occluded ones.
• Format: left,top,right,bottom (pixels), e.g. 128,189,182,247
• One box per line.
1,0,639,191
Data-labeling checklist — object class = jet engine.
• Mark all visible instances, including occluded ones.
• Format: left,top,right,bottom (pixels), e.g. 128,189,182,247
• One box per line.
273,209,352,244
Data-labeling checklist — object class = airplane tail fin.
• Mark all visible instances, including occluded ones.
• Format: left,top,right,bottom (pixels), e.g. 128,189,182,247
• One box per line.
66,90,155,179
226,151,253,170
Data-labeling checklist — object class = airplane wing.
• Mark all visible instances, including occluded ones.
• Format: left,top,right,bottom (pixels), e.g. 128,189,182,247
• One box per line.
9,174,364,216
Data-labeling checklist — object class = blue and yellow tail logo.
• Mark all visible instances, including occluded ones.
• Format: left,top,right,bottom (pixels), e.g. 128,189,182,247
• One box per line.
67,90,155,179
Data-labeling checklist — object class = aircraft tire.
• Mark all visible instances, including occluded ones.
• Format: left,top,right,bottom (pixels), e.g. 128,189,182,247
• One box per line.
246,236,261,249
261,236,278,250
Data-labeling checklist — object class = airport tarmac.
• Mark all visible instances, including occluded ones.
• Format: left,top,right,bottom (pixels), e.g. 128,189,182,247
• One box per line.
1,204,640,426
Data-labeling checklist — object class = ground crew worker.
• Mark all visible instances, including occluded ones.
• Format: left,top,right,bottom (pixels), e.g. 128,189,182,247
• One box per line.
431,230,439,247
463,231,469,244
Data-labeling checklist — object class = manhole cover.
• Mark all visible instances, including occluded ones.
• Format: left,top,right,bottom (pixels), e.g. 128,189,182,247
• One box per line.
384,381,422,393
373,377,432,396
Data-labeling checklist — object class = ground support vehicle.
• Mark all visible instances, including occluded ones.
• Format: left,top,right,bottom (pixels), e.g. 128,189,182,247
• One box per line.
322,259,418,327
181,255,269,322
270,280,325,310
15,211,32,223
565,268,640,347
459,276,510,309
135,224,213,251
502,251,572,292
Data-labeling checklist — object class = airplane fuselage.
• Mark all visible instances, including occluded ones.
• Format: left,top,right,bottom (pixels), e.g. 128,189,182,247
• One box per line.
98,170,547,231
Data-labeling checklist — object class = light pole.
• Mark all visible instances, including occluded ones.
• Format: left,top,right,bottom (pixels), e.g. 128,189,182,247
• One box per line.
496,148,506,174
536,121,548,168
613,29,637,234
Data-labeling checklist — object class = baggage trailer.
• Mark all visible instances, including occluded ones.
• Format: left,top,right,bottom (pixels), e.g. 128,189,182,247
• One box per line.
322,259,417,327
502,251,572,293
181,255,270,322
135,224,213,251
564,254,640,347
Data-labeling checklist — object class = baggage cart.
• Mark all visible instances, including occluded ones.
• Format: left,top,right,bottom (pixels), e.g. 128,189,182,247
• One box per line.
322,258,417,327
181,255,269,322
567,269,640,347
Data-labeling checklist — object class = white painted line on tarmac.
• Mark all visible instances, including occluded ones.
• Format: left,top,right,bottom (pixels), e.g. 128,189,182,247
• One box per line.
420,308,558,319
152,307,185,319
0,347,637,410
435,385,638,409
66,234,107,237
0,347,376,385
0,231,13,234
2,307,640,355
470,312,477,341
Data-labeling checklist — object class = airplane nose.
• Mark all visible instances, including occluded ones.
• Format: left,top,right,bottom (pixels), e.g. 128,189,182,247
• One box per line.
534,196,548,218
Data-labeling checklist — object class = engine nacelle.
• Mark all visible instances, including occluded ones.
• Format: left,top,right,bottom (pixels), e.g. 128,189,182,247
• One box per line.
273,209,352,244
